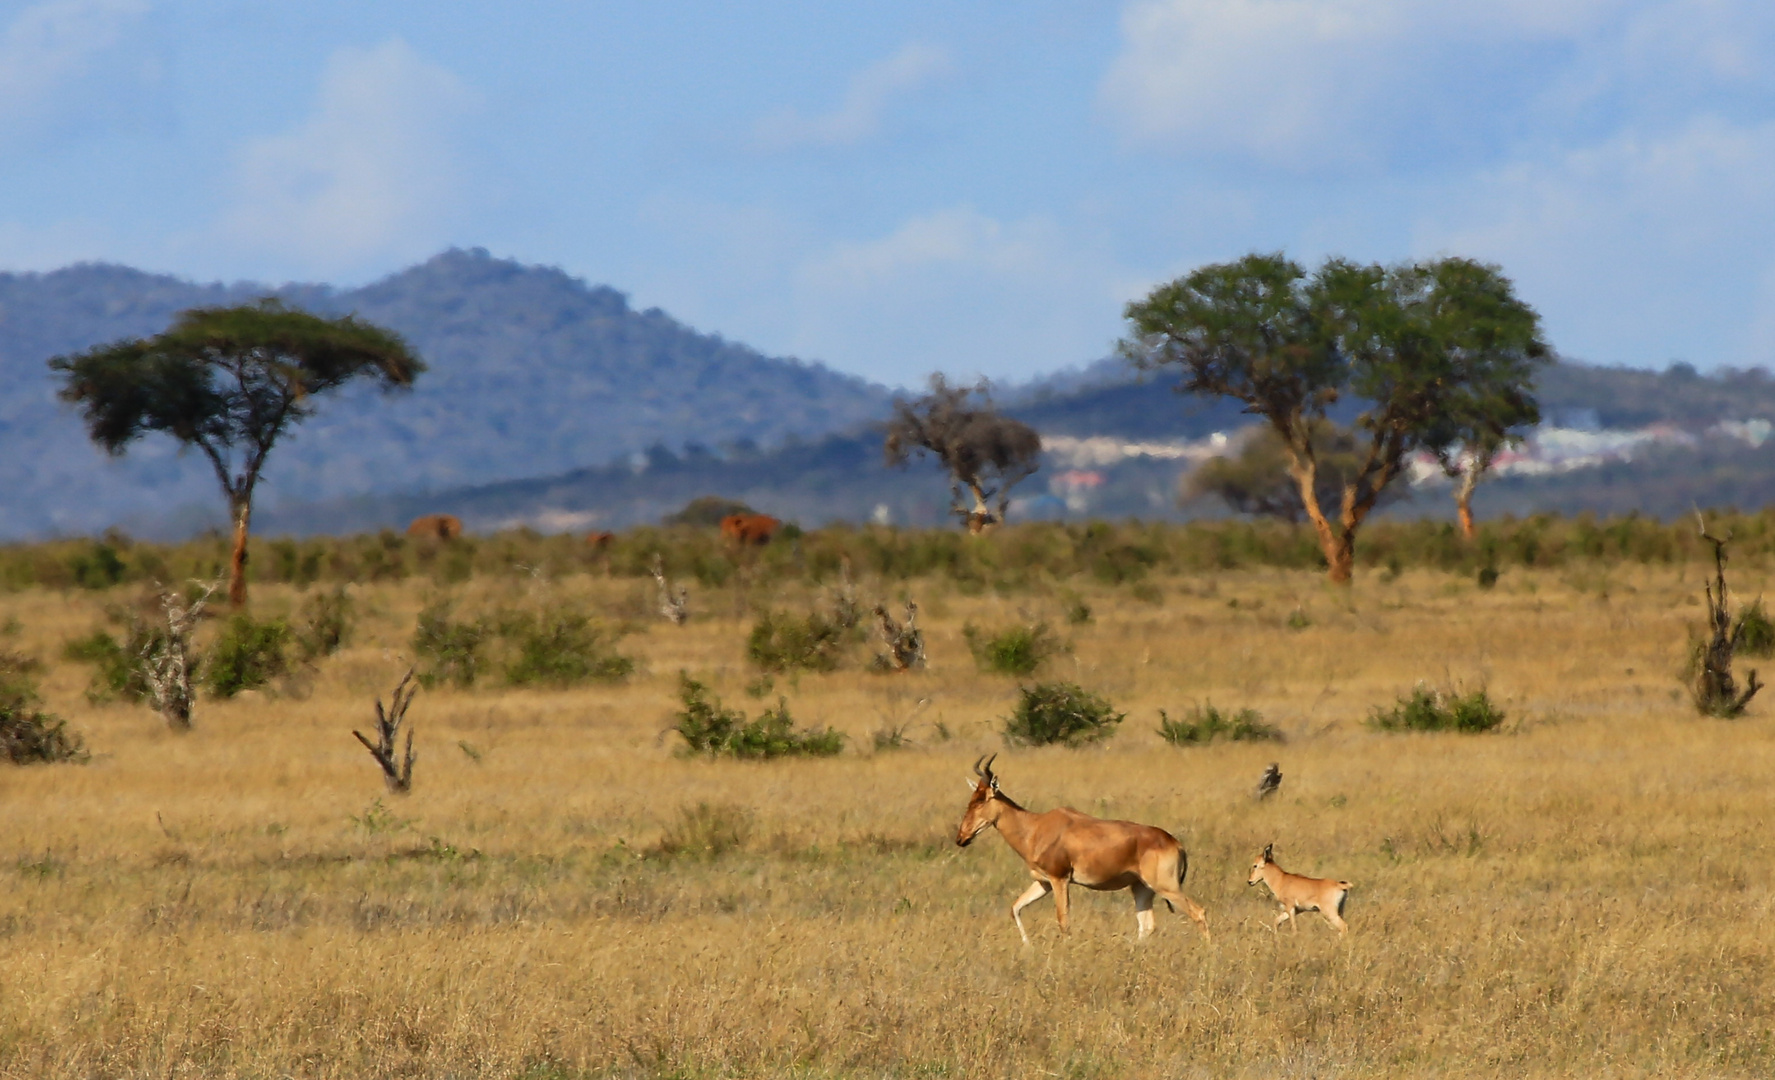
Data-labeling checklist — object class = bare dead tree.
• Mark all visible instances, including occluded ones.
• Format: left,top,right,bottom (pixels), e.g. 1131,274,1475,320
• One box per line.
830,556,861,630
884,375,1042,533
141,580,218,732
873,602,926,672
651,554,688,626
1254,762,1283,800
1692,515,1762,717
354,669,418,794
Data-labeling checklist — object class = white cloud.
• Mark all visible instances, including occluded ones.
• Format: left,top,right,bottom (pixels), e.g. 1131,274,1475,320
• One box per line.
755,43,951,149
789,207,1127,384
1099,0,1775,171
218,39,477,276
0,0,152,140
1419,116,1775,367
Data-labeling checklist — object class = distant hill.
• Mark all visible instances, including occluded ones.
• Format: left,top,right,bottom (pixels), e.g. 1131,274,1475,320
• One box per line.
0,249,891,539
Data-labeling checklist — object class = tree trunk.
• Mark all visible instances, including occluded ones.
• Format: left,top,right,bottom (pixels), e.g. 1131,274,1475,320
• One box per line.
1455,462,1481,540
227,496,252,608
964,482,996,534
1284,448,1347,585
1326,531,1356,584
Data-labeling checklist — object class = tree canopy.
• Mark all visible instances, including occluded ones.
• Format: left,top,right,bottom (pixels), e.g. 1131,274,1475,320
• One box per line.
1122,253,1547,581
884,375,1042,533
51,300,423,604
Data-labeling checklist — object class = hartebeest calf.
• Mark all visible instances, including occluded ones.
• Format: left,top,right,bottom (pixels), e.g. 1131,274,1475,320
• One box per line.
1247,843,1352,934
954,755,1209,944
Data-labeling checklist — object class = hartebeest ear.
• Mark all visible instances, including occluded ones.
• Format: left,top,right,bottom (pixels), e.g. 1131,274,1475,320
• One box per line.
1262,843,1274,862
963,777,981,792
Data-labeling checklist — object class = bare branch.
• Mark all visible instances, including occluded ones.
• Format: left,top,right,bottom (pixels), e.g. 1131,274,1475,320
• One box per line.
651,554,688,626
354,669,418,794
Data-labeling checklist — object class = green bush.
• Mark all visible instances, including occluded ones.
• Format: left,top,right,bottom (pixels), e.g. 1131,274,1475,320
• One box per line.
294,585,354,662
672,674,846,759
746,610,846,672
1368,684,1506,733
964,621,1061,676
1157,703,1281,745
502,608,634,687
1,651,87,765
1002,682,1125,747
1734,599,1775,659
413,599,487,689
64,623,148,705
204,614,290,699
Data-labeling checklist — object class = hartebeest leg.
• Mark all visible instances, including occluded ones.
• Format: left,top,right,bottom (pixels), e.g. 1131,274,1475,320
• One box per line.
1155,885,1211,942
1010,880,1052,945
1321,908,1348,934
1052,877,1071,934
1132,883,1156,939
1273,908,1293,932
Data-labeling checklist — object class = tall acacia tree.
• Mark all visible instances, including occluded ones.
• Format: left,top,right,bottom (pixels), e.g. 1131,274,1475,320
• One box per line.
51,300,424,606
1122,253,1546,583
885,375,1042,533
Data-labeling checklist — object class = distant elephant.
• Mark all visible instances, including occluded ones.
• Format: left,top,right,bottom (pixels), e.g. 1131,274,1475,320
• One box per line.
407,514,463,540
719,513,781,546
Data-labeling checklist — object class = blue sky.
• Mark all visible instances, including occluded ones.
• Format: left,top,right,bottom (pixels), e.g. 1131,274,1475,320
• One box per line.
3,0,1774,387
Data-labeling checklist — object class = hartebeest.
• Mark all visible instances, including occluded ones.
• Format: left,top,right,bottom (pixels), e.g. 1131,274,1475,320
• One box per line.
954,755,1209,944
1247,843,1352,934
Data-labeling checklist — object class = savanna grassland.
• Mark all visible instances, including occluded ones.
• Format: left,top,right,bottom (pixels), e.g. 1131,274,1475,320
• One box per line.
3,531,1774,1079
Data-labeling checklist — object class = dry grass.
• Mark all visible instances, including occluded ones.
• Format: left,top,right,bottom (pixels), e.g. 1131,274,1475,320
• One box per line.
3,562,1774,1078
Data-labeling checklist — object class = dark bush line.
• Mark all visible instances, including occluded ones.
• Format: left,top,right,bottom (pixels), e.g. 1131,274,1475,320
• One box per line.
11,512,1775,596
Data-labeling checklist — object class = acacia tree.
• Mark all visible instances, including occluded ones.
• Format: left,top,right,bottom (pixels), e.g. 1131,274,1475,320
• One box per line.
51,300,423,606
1122,253,1546,583
1184,423,1382,524
885,375,1042,533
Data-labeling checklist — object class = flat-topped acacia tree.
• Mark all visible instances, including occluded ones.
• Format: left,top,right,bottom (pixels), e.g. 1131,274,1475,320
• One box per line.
1121,253,1547,583
50,300,424,606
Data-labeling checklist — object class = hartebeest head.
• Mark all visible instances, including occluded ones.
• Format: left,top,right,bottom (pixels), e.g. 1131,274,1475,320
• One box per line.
955,754,1007,847
1247,843,1276,886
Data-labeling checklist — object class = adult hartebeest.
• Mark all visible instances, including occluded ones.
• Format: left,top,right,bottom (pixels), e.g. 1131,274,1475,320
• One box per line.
407,514,462,540
720,512,780,545
1247,843,1352,934
954,755,1209,943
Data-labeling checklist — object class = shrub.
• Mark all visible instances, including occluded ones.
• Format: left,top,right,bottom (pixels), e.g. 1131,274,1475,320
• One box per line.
1734,599,1775,659
1,652,87,765
413,599,487,689
655,801,752,859
63,621,165,705
964,621,1061,676
746,610,846,672
294,585,354,662
1157,703,1281,745
1368,684,1506,733
1002,682,1125,747
672,674,846,759
503,608,633,687
205,614,291,699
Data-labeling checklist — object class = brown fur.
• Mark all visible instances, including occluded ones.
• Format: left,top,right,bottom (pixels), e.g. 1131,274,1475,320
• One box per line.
719,513,780,545
955,759,1209,943
585,531,616,551
1248,843,1352,934
406,514,463,540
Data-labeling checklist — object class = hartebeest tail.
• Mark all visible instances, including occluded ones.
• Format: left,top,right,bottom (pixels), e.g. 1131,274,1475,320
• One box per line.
1247,843,1352,935
954,755,1210,944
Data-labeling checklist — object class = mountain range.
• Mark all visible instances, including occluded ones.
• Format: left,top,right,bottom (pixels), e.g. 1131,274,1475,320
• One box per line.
4,249,1775,540
0,249,888,538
